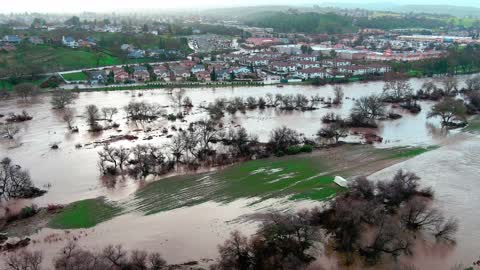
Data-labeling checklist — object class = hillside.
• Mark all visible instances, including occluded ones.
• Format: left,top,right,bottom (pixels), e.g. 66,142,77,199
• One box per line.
244,11,357,34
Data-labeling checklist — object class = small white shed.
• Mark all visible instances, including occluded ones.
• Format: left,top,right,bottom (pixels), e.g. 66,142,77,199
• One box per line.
334,176,348,188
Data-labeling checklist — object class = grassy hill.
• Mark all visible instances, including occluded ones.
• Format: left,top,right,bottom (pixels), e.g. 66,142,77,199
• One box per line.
244,11,357,34
0,44,122,77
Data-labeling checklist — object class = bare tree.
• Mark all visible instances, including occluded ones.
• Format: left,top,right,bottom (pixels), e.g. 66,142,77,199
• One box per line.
294,94,309,109
333,85,344,104
268,126,301,152
1,123,20,139
213,231,251,270
5,249,43,270
14,83,38,101
382,79,413,102
433,218,459,243
194,120,220,152
400,198,444,231
419,80,439,97
465,75,480,91
101,245,127,268
351,95,386,120
441,76,458,96
101,107,118,122
427,98,467,126
317,122,348,144
85,104,101,130
50,90,78,109
62,108,75,130
0,157,40,201
169,89,186,107
360,217,412,265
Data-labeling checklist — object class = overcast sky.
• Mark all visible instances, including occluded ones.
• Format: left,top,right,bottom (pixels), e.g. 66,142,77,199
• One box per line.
2,0,480,13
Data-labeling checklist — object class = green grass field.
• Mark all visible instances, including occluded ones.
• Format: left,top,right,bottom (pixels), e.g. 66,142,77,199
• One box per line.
0,77,47,90
48,145,437,228
62,72,88,81
49,198,121,229
0,44,123,76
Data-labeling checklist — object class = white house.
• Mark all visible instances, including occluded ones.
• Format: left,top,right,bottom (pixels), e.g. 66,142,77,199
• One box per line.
296,68,330,79
62,36,78,48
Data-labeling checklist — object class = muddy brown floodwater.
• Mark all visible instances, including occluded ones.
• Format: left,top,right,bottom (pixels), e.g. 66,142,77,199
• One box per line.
0,74,479,269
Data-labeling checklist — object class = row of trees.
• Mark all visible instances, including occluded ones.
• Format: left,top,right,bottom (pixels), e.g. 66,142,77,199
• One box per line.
4,242,166,270
205,89,345,121
213,170,459,269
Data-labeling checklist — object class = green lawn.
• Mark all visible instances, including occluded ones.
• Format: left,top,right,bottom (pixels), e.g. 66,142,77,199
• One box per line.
49,198,121,229
62,72,88,81
48,145,438,228
463,116,480,133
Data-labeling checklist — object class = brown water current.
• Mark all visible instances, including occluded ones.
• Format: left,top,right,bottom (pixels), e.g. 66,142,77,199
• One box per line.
1,75,479,268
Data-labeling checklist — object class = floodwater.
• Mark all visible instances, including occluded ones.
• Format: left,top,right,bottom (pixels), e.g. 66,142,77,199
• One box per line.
1,74,479,268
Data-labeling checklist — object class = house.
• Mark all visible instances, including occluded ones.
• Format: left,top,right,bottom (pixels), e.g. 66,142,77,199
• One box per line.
169,65,191,81
113,69,130,83
88,71,107,85
153,65,170,81
128,49,145,59
78,37,96,48
338,65,369,76
216,69,230,81
147,49,165,58
270,61,297,73
296,68,330,79
230,66,251,75
366,63,391,74
195,70,212,82
121,44,134,51
133,66,150,81
62,36,78,48
321,59,351,67
295,61,321,69
28,36,44,45
240,56,270,67
290,54,317,62
3,35,22,44
191,64,206,73
222,53,242,63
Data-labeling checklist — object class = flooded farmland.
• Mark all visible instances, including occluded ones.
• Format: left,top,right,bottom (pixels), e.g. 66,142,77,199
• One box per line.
1,74,479,269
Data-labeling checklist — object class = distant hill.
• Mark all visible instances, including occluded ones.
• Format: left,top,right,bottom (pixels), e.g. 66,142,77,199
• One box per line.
394,5,480,18
244,11,357,34
320,2,480,18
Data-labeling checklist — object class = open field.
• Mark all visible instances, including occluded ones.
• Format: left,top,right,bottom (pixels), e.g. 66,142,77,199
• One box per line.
0,44,122,76
46,144,436,229
61,71,88,81
48,198,121,229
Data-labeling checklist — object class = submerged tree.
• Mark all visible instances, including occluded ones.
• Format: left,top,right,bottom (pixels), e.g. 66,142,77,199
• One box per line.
0,157,43,201
427,98,467,126
50,90,78,109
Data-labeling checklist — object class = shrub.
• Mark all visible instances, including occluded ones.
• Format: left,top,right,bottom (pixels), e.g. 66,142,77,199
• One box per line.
19,205,38,219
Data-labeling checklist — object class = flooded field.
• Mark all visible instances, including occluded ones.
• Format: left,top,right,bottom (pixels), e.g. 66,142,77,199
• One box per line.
1,75,480,269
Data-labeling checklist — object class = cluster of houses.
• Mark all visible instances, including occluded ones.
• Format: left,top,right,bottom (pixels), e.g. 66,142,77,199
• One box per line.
1,34,44,51
120,44,183,59
78,58,261,85
221,50,392,80
61,36,97,48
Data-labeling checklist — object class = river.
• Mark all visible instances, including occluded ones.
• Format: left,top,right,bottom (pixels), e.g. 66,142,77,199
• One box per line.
0,75,479,269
